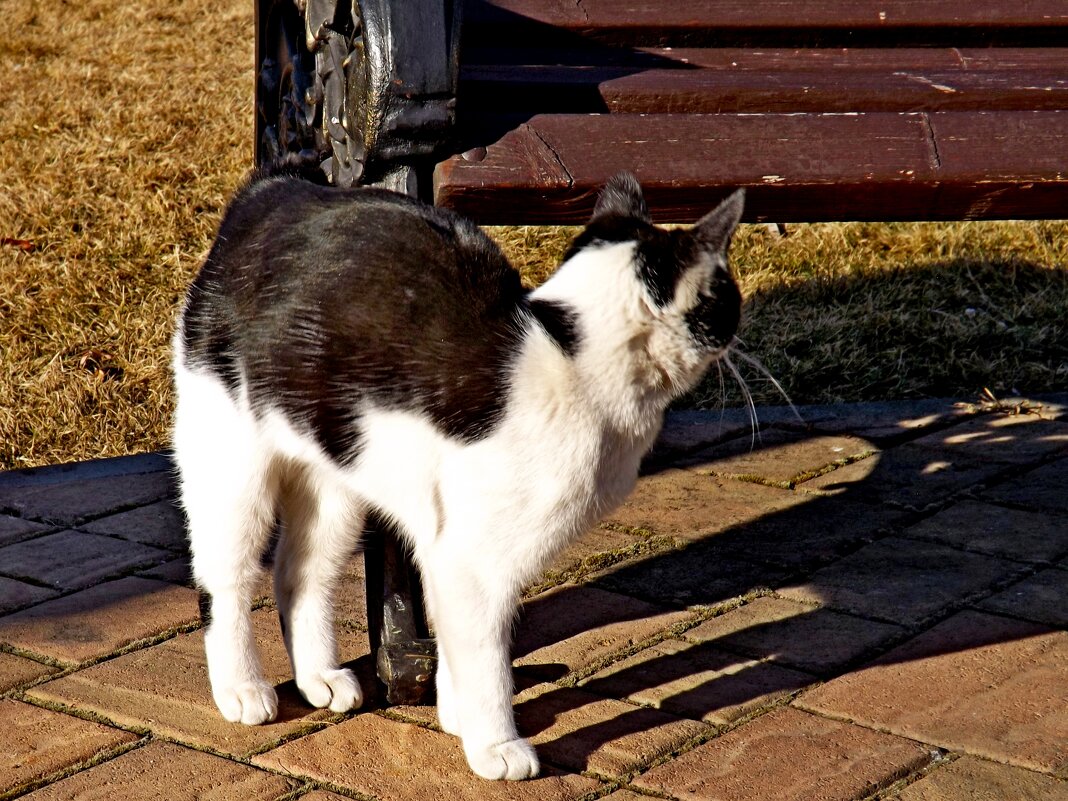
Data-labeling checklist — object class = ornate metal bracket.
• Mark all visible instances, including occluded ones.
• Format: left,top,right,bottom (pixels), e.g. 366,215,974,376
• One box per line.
259,0,462,191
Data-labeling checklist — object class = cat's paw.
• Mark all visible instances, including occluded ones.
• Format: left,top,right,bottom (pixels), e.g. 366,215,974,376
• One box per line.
297,668,363,713
436,692,461,736
465,738,540,781
214,680,278,725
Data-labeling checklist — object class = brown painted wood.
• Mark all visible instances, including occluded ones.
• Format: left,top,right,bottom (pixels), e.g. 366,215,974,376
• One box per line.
434,111,1068,223
460,56,1068,114
468,0,1068,29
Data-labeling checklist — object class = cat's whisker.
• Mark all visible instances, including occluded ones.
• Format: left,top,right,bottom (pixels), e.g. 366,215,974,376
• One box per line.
721,351,760,447
728,345,803,425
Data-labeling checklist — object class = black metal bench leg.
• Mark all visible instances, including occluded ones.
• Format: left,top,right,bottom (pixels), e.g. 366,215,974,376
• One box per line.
364,515,436,705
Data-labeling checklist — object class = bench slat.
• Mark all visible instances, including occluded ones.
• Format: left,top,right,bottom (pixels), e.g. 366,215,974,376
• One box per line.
467,0,1068,45
461,58,1068,114
434,111,1068,223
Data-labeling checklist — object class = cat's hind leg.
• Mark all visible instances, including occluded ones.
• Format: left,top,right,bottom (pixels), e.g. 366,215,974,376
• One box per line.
174,365,279,725
273,470,363,713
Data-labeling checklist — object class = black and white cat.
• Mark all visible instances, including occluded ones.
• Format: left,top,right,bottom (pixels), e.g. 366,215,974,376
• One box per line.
172,161,743,780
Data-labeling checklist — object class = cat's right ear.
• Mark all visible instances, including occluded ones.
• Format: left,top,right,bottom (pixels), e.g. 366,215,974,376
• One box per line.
592,172,651,222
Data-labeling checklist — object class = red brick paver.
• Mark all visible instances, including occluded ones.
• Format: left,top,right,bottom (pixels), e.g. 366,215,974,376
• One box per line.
0,577,200,665
3,398,1067,799
0,699,138,795
21,741,297,800
633,706,933,801
27,609,367,757
798,611,1068,775
252,713,603,801
893,755,1068,800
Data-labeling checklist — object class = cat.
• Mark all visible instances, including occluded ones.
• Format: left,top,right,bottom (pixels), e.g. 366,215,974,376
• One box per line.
172,159,743,780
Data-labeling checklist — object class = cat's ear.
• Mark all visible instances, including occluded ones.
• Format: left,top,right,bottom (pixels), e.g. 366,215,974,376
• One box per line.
592,172,650,222
692,189,745,254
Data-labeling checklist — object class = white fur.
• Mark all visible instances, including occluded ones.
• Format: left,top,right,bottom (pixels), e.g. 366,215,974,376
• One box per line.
173,238,728,779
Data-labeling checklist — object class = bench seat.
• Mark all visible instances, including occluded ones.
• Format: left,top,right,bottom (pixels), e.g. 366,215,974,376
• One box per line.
433,1,1068,222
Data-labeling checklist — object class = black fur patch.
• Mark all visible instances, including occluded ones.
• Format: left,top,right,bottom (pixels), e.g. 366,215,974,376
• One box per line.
563,215,694,308
528,298,580,357
181,174,530,465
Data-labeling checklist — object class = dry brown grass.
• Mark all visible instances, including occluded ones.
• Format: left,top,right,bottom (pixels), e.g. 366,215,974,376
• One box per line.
2,0,1066,471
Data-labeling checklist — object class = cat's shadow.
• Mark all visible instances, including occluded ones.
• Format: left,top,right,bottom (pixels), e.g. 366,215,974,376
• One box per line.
503,394,1066,770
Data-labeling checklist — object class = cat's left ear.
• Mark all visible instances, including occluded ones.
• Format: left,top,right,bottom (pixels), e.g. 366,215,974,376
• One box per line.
692,189,745,254
592,172,651,222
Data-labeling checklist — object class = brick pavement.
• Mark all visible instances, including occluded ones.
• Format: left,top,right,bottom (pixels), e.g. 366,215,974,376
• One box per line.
1,396,1066,800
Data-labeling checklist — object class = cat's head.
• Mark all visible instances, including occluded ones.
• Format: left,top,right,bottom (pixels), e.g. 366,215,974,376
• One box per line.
555,173,744,395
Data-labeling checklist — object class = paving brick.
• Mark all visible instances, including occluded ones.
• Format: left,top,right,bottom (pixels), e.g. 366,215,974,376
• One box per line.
683,596,905,676
536,524,660,589
0,699,137,795
138,557,193,586
604,468,802,543
983,457,1068,516
0,576,58,613
633,706,933,801
27,608,368,757
0,514,51,547
21,740,297,800
778,537,1028,626
903,500,1068,563
514,585,694,679
798,611,1068,776
78,499,188,551
690,431,878,485
893,755,1068,801
580,639,813,725
784,398,976,443
589,546,791,610
800,444,1004,510
512,682,707,777
977,568,1068,628
0,453,171,491
703,494,904,572
599,792,654,801
0,651,57,693
0,530,169,591
1,471,175,526
0,577,200,665
910,414,1068,465
252,713,603,800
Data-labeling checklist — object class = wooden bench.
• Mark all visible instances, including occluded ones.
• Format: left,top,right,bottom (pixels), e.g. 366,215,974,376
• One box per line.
251,0,1068,703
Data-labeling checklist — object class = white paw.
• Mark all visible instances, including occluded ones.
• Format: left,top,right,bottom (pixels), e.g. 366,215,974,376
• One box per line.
465,738,540,781
437,697,461,736
214,680,278,725
297,667,363,713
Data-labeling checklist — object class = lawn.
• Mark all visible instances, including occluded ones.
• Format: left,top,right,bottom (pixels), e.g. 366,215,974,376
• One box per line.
2,0,1066,471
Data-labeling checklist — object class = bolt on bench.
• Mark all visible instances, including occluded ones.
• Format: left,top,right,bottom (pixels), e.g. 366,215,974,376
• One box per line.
253,0,1068,702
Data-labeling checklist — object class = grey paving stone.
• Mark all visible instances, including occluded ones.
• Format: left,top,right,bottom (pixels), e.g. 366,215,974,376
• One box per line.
903,500,1068,563
0,576,58,614
976,569,1068,629
983,458,1068,516
909,413,1068,466
589,546,790,610
0,452,171,490
683,596,906,676
0,514,51,548
0,471,175,526
801,443,1007,511
779,536,1029,626
0,530,169,590
79,498,188,551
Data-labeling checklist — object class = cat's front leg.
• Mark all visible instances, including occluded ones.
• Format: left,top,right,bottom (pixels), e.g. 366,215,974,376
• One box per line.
424,566,539,780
